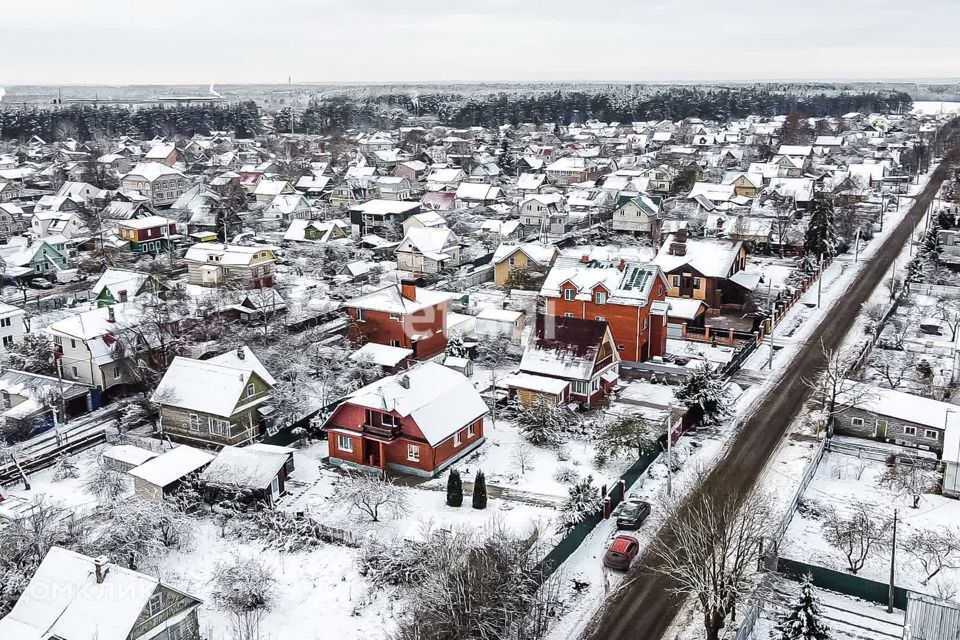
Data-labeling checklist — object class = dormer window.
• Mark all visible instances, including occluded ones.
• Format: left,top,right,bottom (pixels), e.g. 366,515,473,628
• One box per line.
595,291,607,305
563,288,575,302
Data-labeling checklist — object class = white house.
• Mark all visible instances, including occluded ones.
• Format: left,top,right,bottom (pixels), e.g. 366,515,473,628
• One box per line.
0,302,25,351
395,226,461,274
612,194,662,234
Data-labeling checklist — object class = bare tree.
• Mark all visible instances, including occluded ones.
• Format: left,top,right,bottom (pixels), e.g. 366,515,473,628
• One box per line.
650,487,772,640
803,342,867,430
336,473,408,522
475,337,519,428
878,453,939,508
903,528,960,584
212,553,277,640
511,442,536,475
821,502,892,574
937,294,960,341
868,349,918,390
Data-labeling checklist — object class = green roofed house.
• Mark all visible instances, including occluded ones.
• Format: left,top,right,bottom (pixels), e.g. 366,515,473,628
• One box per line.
90,269,170,307
0,236,69,280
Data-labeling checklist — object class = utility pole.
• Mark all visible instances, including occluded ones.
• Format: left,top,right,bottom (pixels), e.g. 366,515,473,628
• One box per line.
888,509,898,614
665,417,674,497
854,228,861,263
767,335,774,371
816,253,823,308
890,259,897,301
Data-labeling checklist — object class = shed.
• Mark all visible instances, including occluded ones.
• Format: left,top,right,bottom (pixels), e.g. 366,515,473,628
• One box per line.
128,445,215,501
502,372,570,407
443,356,473,378
102,444,159,473
199,445,294,507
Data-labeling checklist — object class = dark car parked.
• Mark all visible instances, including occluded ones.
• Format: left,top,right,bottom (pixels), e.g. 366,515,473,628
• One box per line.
616,499,651,530
603,535,640,571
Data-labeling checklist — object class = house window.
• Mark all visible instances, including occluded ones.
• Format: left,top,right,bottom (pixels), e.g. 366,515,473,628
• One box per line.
71,366,78,377
563,288,575,301
659,286,664,296
390,313,401,321
1,336,12,348
146,593,163,617
643,317,648,330
903,426,917,436
0,317,10,328
382,413,398,428
617,344,625,351
671,275,680,287
54,335,62,346
693,277,702,288
208,418,231,438
591,377,601,392
113,366,121,380
454,431,462,447
246,383,256,398
189,414,200,432
508,257,515,266
1,391,9,409
851,417,865,428
564,312,575,318
571,380,589,395
337,434,353,453
356,308,366,322
925,429,939,440
595,316,605,322
407,444,420,462
167,620,189,640
595,291,607,305
467,422,475,438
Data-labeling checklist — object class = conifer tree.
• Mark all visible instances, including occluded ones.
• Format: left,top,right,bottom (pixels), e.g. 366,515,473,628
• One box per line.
804,193,838,260
779,576,830,640
446,470,463,507
674,363,731,425
472,470,487,510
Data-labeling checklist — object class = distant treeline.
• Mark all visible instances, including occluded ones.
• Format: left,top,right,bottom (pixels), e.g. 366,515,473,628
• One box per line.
275,87,914,132
0,101,263,142
0,87,913,141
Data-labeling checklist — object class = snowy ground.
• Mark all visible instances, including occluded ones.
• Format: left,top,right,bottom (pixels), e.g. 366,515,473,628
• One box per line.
912,101,960,116
780,444,960,600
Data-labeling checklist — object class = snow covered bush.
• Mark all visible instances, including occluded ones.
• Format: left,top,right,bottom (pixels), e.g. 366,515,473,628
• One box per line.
84,457,129,502
229,509,353,551
96,498,193,566
594,416,656,467
516,398,577,446
51,455,80,481
673,363,731,425
359,536,426,588
557,475,602,532
552,465,579,484
335,472,408,522
212,553,277,640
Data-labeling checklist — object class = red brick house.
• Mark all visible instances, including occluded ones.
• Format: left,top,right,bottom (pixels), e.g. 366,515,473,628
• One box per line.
541,258,670,363
346,280,452,360
324,362,487,477
517,315,620,407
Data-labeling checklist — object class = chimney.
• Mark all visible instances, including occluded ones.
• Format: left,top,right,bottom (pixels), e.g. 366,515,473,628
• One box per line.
675,227,688,243
400,279,417,301
580,254,590,264
107,306,115,323
618,259,626,272
236,345,245,360
399,374,411,389
94,556,110,584
118,289,128,303
669,242,687,257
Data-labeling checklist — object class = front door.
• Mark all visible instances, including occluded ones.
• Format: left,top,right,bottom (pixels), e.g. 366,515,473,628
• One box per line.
679,274,694,297
364,439,382,468
270,476,279,503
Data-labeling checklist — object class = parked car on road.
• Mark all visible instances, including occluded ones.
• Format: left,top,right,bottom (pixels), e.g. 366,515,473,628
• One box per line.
616,499,651,530
603,534,640,571
29,278,53,290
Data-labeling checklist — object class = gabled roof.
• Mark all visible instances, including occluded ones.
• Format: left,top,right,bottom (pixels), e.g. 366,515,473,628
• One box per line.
336,362,487,446
492,242,559,266
347,283,453,314
123,162,183,182
200,445,289,490
129,445,215,487
653,234,743,279
151,347,274,416
454,182,501,201
90,268,152,300
520,315,614,381
184,243,275,266
0,547,200,640
541,259,665,306
397,226,457,257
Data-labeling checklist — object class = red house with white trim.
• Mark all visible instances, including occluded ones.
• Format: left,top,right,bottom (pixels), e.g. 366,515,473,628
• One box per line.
345,280,452,360
540,258,670,362
324,362,487,477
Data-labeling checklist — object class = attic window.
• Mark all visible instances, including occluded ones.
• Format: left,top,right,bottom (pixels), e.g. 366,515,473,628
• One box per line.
245,383,256,398
563,289,575,302
595,292,607,305
147,593,163,617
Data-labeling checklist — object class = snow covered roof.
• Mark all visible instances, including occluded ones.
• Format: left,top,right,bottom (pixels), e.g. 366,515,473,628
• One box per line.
516,173,546,190
103,444,159,468
493,242,559,266
116,215,175,230
520,315,613,381
689,182,737,203
47,302,145,343
502,372,569,395
129,445,215,488
145,142,176,159
654,234,743,279
775,144,813,157
541,259,664,306
481,220,521,237
264,193,311,214
340,362,487,446
397,226,457,256
477,308,523,323
209,345,277,386
455,182,501,201
349,342,413,367
664,296,706,320
407,211,447,228
253,179,293,196
546,156,596,172
350,199,420,216
89,269,150,300
184,243,275,266
152,348,273,417
200,445,289,490
123,162,183,182
347,283,453,314
837,383,954,429
0,547,197,640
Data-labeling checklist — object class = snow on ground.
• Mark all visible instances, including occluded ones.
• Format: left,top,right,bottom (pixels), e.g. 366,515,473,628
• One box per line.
666,337,737,366
2,444,115,514
912,101,960,116
780,445,960,598
750,575,905,640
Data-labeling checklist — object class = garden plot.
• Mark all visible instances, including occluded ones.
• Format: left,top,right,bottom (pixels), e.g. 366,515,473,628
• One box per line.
779,444,960,599
666,338,737,367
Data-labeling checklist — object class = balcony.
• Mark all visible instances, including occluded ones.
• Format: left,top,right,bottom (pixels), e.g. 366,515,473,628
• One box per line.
593,354,615,374
362,423,401,440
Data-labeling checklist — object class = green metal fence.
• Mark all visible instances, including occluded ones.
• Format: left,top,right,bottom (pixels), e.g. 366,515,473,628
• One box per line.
778,557,909,610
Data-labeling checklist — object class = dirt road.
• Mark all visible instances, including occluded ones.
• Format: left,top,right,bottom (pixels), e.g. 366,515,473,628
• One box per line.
587,138,960,640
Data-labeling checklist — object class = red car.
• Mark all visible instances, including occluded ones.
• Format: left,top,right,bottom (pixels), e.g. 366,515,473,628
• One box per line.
603,534,640,571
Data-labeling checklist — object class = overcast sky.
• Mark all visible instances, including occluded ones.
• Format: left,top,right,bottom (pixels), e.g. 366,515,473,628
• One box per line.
4,0,959,85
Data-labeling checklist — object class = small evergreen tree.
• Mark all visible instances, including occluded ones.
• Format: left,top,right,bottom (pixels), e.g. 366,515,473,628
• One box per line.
805,193,838,260
779,576,830,640
446,470,463,507
445,337,469,359
472,470,487,510
557,475,603,532
674,363,731,425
